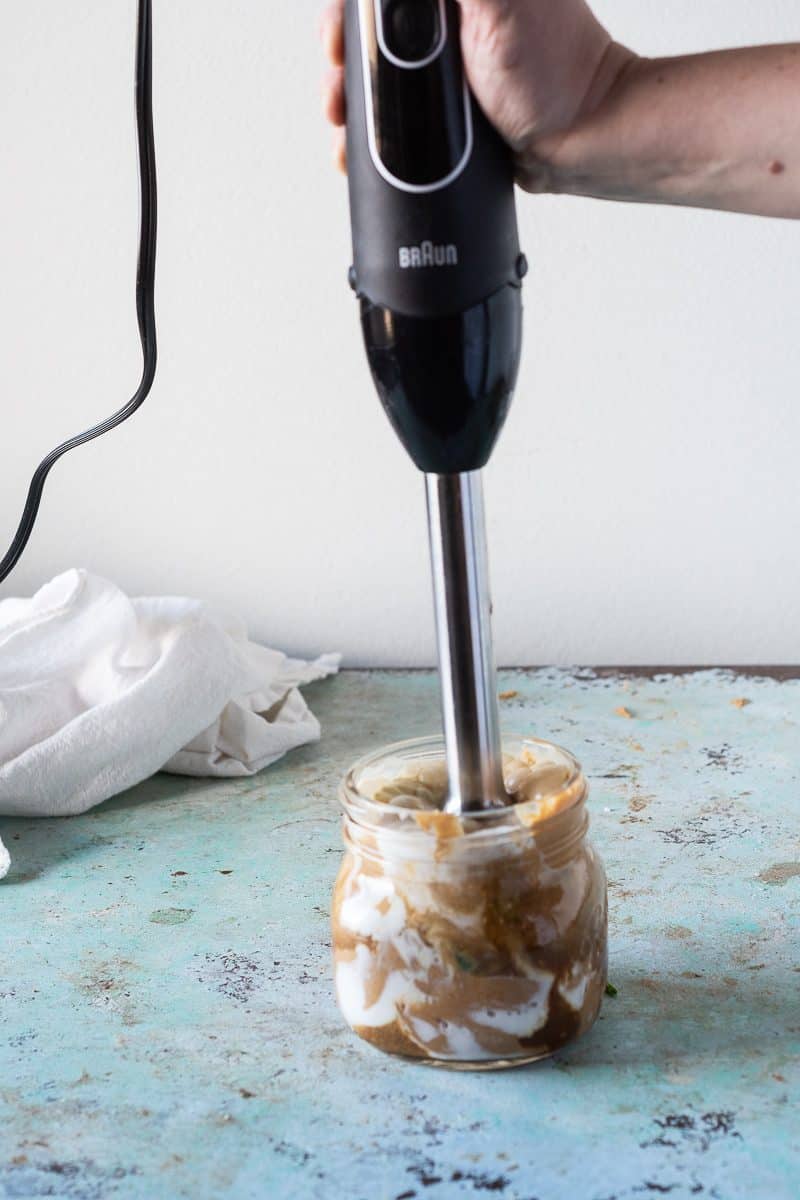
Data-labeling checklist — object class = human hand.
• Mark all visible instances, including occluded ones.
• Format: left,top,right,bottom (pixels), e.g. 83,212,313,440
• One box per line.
319,0,634,190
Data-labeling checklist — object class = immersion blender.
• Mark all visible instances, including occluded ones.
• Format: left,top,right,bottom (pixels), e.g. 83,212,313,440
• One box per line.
344,0,526,814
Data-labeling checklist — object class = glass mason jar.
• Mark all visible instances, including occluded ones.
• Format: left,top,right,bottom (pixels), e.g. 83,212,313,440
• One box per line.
332,735,607,1069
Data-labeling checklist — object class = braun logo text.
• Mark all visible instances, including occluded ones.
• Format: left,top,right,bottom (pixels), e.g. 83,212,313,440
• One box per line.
399,241,459,269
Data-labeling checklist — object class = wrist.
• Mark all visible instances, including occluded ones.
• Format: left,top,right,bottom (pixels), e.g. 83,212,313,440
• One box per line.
517,43,641,194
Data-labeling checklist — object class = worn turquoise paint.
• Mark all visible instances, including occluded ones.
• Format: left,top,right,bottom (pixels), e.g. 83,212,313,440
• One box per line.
1,669,798,1200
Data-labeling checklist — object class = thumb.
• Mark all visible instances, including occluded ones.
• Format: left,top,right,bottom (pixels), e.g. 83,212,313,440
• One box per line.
455,0,518,17
453,0,518,53
454,0,511,9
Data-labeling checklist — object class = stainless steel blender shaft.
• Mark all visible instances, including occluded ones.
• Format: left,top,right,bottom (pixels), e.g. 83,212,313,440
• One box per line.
425,471,509,814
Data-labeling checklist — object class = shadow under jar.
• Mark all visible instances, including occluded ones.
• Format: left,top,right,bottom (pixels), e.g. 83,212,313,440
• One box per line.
332,736,608,1069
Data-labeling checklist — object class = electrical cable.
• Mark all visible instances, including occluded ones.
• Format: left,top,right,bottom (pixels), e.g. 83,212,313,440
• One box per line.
0,0,157,586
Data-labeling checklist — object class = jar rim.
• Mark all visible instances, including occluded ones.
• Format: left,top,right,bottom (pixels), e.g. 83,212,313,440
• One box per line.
339,734,587,843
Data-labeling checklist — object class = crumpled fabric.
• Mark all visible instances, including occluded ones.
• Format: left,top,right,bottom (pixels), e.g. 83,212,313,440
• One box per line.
0,569,339,878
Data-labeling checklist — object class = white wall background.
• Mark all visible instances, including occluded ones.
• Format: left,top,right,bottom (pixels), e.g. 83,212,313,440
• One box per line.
1,2,798,666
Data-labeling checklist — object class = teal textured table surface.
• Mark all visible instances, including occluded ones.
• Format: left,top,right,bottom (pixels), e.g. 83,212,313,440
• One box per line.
1,668,798,1200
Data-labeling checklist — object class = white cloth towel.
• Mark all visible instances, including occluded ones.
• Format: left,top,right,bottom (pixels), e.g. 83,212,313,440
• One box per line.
0,570,339,878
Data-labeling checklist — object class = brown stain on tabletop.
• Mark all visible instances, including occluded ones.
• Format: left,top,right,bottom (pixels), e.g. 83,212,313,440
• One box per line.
150,908,194,924
757,862,800,886
68,957,141,1026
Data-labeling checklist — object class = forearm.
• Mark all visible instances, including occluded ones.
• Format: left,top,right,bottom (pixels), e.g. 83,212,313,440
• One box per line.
531,44,800,218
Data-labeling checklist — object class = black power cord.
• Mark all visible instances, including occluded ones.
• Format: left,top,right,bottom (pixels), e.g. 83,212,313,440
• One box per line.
0,0,157,586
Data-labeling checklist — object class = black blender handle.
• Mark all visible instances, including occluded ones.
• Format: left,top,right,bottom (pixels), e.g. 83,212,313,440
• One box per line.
345,0,524,319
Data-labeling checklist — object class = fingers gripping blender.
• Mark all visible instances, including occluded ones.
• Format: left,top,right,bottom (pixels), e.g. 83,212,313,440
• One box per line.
344,0,526,814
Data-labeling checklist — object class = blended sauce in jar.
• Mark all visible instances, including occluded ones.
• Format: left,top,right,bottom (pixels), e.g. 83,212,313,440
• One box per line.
332,739,608,1067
